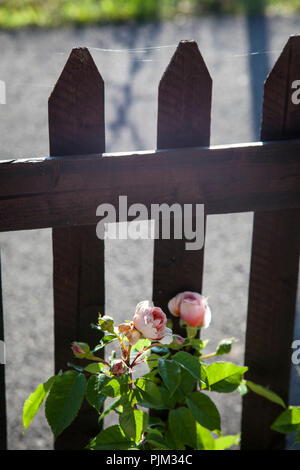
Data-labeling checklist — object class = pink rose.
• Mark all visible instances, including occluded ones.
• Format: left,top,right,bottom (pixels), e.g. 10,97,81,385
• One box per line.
133,301,173,344
168,291,211,328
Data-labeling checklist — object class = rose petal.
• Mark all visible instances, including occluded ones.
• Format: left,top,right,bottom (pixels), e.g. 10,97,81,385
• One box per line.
158,327,174,344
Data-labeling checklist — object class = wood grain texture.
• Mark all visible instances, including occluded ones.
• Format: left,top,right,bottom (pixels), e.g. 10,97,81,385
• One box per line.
49,48,105,450
0,253,7,450
154,41,211,333
242,36,300,450
1,139,300,232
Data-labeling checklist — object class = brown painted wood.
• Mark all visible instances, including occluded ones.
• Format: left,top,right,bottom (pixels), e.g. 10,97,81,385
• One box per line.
49,48,105,450
153,41,212,326
1,139,300,200
242,36,300,450
1,139,300,232
150,40,211,423
157,41,211,148
0,252,7,450
154,40,211,330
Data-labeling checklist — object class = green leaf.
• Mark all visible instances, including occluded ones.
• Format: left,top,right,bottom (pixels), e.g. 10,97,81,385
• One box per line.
90,322,103,332
165,427,185,450
215,338,237,356
173,351,204,384
23,375,56,431
296,430,300,443
119,409,148,443
146,353,161,371
84,362,108,374
67,362,85,373
119,389,139,412
178,367,197,395
88,425,134,450
246,381,286,409
204,362,248,393
169,407,197,448
86,375,107,412
271,406,300,434
150,345,170,356
45,371,87,439
214,433,240,450
189,338,208,354
157,384,184,409
186,392,221,434
145,429,171,450
157,358,181,395
135,378,166,409
102,377,124,397
118,374,130,394
88,373,110,393
98,397,122,423
94,334,117,351
130,338,151,362
147,416,165,432
196,423,215,450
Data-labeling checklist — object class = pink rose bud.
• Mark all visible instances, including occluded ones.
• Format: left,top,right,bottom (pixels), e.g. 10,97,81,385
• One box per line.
71,342,90,358
168,292,211,328
174,334,185,345
133,301,173,344
110,359,126,377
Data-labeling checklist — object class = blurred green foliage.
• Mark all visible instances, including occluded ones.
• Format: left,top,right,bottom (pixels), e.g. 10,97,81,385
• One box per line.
0,0,300,29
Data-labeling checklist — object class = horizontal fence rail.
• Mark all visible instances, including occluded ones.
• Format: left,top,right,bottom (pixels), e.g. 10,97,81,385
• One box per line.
0,139,300,232
0,36,300,450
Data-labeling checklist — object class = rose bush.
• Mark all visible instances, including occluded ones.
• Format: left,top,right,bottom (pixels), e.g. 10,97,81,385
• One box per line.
23,292,300,450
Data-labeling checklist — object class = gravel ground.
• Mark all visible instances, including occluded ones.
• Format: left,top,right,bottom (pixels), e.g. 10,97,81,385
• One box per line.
0,14,299,450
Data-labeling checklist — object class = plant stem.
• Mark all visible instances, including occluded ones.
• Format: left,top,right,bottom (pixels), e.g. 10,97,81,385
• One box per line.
130,342,162,367
200,351,217,360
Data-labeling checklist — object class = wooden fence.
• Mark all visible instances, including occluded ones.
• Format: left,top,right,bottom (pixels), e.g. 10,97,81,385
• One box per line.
0,35,300,450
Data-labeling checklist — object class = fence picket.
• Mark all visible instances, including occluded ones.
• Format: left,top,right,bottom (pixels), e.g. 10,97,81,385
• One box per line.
242,36,300,450
153,41,212,335
0,252,7,450
49,48,105,450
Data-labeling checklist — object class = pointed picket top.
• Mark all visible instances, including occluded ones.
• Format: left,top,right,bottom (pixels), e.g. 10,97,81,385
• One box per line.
261,35,300,140
153,41,211,339
49,47,105,156
157,40,212,149
49,48,106,449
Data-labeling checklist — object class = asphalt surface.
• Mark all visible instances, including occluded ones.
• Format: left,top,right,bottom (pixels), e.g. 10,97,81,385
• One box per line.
0,14,299,450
